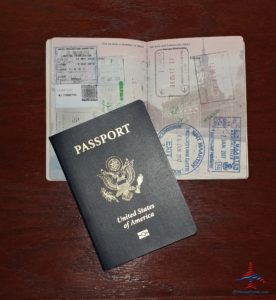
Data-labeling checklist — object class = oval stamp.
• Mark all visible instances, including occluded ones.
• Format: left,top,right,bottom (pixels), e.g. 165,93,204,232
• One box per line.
158,123,205,175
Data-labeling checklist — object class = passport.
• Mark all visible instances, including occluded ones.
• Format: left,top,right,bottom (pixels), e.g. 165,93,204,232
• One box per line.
49,100,196,270
47,37,248,181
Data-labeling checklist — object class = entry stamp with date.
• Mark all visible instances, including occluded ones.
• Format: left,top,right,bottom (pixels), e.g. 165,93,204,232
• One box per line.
208,117,241,173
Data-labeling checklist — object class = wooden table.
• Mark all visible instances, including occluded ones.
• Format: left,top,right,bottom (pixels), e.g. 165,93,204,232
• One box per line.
0,1,275,299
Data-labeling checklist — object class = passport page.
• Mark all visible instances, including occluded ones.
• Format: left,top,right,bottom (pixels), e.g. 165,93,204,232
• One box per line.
147,36,248,179
46,38,147,180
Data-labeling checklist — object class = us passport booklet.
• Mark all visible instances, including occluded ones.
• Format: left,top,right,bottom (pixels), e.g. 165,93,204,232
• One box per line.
46,36,248,180
49,100,196,270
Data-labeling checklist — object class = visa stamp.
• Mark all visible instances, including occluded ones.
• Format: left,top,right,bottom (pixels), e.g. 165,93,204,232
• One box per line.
158,123,205,175
208,117,241,172
55,46,98,84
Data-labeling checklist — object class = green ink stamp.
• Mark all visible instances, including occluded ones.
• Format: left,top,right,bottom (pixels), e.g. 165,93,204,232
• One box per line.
119,81,124,102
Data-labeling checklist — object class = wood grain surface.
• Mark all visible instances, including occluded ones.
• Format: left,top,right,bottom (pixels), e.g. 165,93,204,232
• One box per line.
0,0,275,299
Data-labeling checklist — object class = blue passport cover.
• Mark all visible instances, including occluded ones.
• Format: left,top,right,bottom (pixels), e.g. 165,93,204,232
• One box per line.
49,100,196,270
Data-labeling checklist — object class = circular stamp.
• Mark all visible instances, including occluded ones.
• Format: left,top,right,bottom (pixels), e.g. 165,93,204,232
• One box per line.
158,123,205,175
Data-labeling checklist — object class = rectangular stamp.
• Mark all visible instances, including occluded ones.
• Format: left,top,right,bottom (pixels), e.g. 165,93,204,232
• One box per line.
208,117,241,173
97,56,125,86
193,51,234,104
155,48,189,97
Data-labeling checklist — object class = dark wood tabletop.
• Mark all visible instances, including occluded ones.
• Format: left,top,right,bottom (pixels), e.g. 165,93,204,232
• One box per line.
0,0,275,299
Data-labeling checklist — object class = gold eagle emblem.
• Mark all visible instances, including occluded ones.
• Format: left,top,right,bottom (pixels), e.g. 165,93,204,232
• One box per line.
98,156,143,203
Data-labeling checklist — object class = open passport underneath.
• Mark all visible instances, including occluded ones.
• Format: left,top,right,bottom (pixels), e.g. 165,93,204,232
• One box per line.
46,36,248,180
49,100,197,270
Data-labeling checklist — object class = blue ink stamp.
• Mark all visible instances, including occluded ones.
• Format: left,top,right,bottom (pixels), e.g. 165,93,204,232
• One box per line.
208,117,241,173
158,123,205,175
